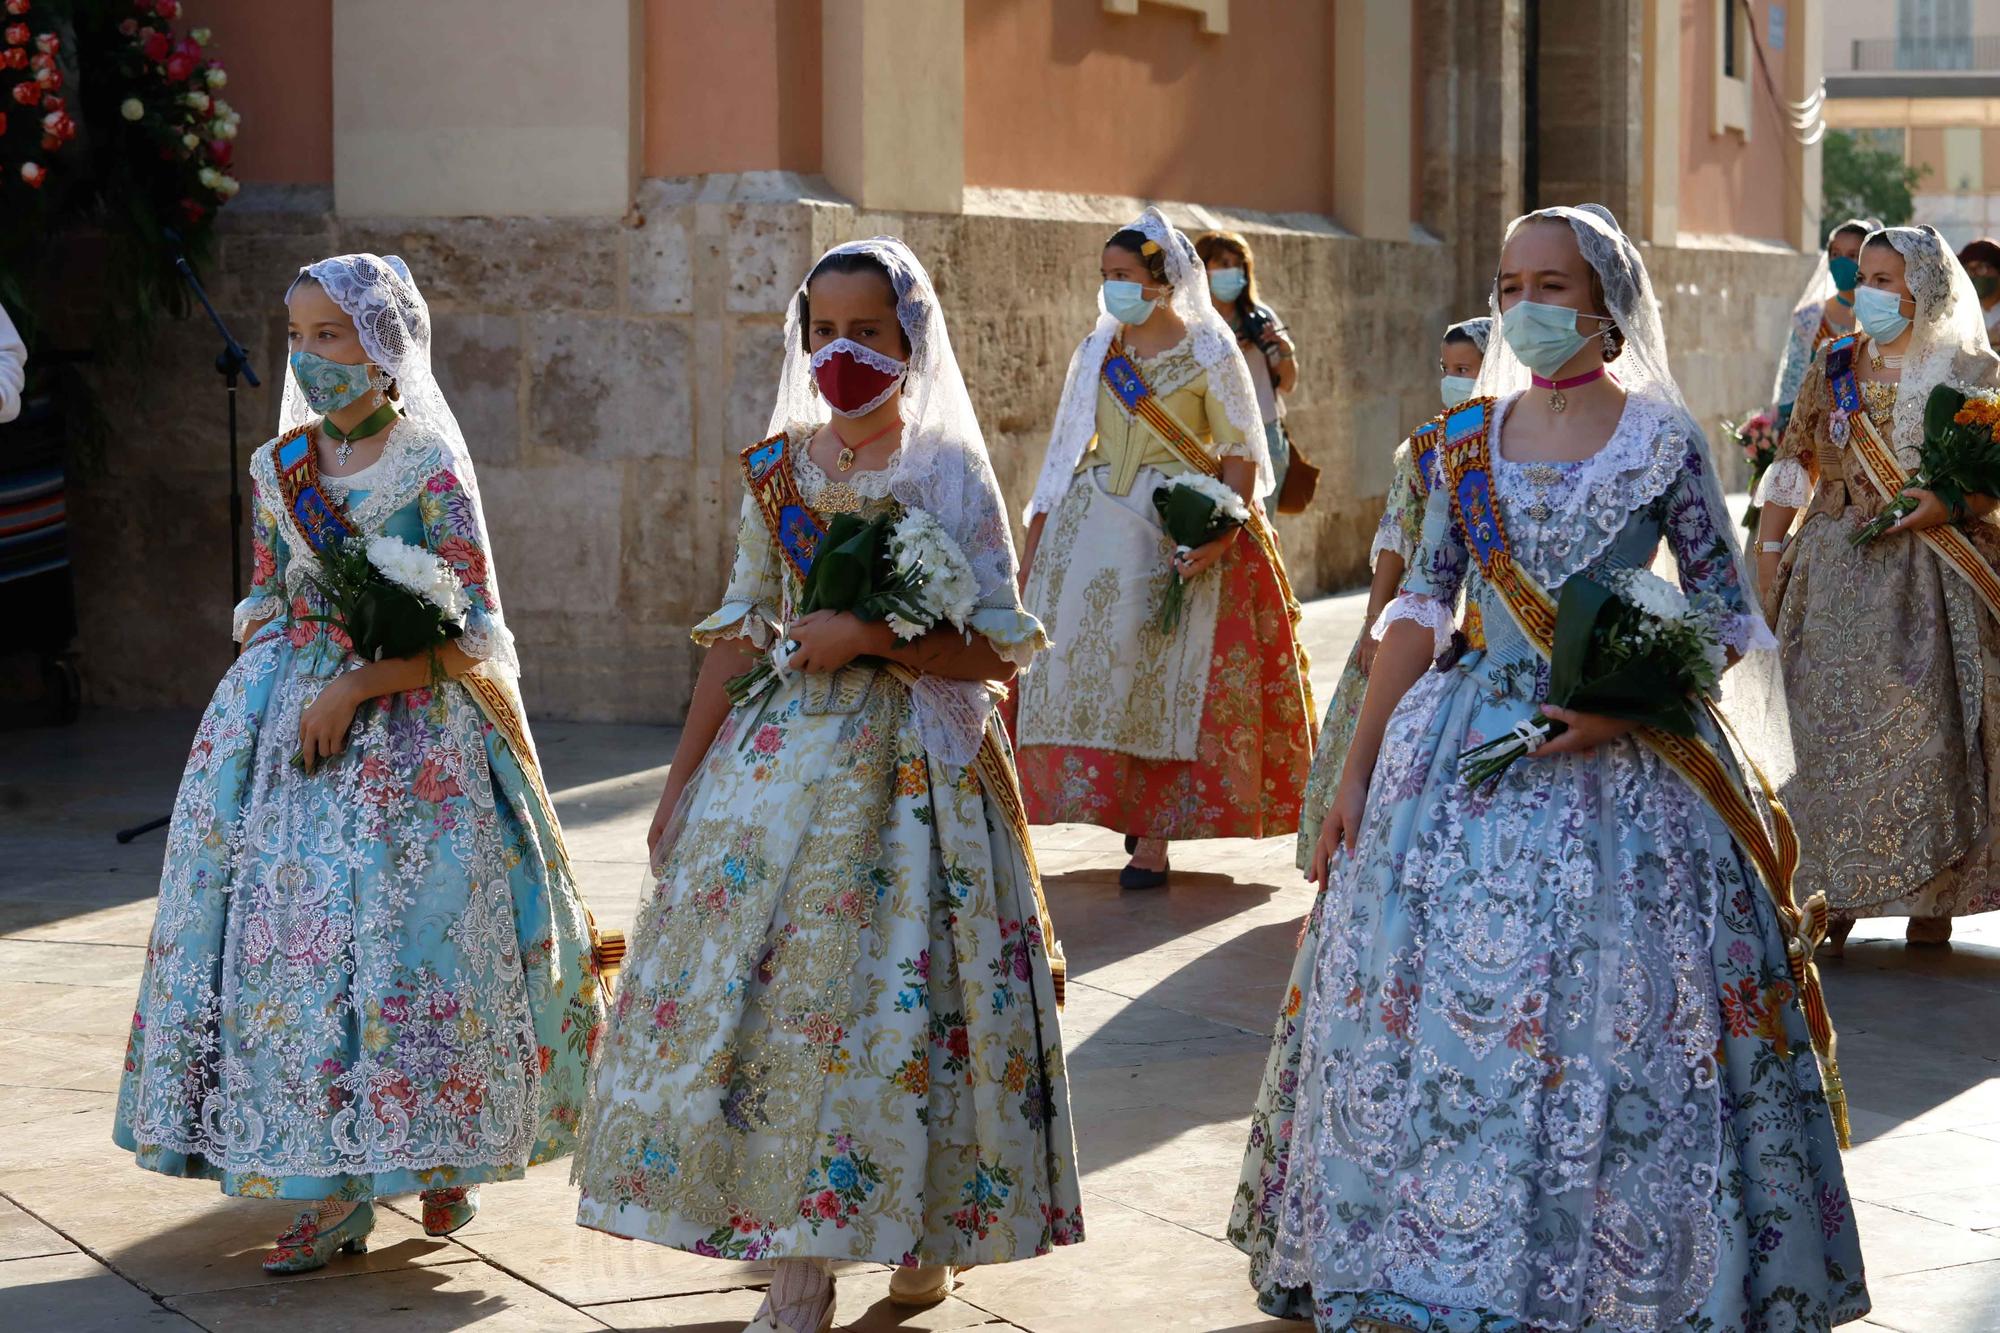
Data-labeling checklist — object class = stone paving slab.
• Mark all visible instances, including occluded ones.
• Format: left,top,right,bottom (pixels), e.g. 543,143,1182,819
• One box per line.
4,589,2000,1329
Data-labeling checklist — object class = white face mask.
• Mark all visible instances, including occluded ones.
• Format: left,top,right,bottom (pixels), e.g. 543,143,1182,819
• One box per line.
1853,284,1912,345
1500,299,1608,378
1440,374,1479,408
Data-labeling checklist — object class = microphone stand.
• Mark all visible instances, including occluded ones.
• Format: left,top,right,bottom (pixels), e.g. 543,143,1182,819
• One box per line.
116,246,261,844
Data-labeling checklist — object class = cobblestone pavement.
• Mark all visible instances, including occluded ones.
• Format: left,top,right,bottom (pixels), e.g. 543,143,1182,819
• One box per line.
4,590,1998,1330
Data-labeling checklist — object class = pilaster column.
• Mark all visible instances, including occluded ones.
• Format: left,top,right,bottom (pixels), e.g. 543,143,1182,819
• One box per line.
820,0,964,214
332,0,641,217
1331,0,1413,239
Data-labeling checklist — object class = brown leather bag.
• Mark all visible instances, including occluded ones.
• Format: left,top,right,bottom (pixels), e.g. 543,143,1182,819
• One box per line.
1275,423,1319,514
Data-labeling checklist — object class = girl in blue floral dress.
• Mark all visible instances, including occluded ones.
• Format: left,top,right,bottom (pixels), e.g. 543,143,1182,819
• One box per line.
113,254,606,1274
1254,207,1867,1332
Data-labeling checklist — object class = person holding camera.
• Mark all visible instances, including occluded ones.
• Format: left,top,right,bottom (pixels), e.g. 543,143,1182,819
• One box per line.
1197,231,1297,519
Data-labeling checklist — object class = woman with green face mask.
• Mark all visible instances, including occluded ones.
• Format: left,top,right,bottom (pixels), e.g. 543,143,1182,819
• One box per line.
1759,224,2000,954
1196,230,1298,520
1772,218,1877,429
1015,208,1314,891
111,254,608,1275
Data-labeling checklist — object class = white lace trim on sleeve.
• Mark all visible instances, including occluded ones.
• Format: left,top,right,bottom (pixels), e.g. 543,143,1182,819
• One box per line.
1374,593,1454,655
1369,524,1415,571
1754,457,1811,508
232,594,283,644
693,600,779,650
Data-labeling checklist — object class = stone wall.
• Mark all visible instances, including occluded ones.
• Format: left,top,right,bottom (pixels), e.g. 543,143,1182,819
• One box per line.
1647,238,1817,488
66,174,1458,724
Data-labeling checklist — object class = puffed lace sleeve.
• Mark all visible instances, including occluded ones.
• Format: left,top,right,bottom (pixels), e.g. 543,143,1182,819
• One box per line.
233,467,286,643
1369,440,1428,570
1375,478,1467,655
692,492,785,649
1772,304,1819,416
1659,443,1777,653
418,460,513,666
1760,349,1825,508
1201,367,1250,454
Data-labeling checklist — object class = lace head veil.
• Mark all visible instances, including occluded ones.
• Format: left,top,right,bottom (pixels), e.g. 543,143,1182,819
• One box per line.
1473,204,1791,778
1026,206,1270,521
1874,224,2000,460
1446,315,1492,355
281,252,520,681
767,237,1024,767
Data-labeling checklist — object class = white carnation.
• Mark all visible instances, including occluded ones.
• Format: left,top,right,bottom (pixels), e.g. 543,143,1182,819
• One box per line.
888,509,980,633
1609,568,1689,623
366,535,470,619
1171,473,1252,523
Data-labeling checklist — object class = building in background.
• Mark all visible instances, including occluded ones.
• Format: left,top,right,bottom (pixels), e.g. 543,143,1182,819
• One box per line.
77,0,1823,724
1826,0,2000,247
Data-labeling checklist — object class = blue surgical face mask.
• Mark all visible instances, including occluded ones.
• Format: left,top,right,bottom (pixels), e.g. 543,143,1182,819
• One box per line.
1103,279,1159,326
290,350,376,414
1499,299,1601,378
1853,284,1912,344
1208,267,1248,302
1828,254,1861,292
1440,374,1479,408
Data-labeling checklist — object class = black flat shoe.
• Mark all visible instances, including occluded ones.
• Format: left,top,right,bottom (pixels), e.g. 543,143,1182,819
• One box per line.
1119,862,1169,890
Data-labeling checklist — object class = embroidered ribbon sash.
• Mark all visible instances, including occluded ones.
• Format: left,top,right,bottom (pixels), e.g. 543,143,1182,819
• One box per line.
737,434,1066,1004
1439,397,1849,1147
1097,342,1317,723
1826,336,2000,622
274,425,621,982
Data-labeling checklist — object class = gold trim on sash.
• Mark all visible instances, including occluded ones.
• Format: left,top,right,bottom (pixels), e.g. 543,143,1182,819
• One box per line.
1440,401,1849,1147
1845,406,2000,622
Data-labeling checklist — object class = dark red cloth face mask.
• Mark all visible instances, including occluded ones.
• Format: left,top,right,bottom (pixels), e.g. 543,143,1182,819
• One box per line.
811,338,907,417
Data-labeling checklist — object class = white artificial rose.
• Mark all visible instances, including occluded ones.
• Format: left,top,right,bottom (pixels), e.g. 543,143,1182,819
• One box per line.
197,166,222,189
205,66,227,88
181,132,199,150
185,90,210,112
120,97,144,121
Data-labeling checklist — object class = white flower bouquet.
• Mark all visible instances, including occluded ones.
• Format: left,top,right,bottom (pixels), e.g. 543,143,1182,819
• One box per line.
1458,567,1728,787
1151,473,1252,633
726,508,980,715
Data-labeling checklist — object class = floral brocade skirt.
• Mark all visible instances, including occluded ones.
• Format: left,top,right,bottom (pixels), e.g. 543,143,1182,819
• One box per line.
571,663,1083,1265
1769,492,2000,919
113,624,605,1200
1012,468,1314,841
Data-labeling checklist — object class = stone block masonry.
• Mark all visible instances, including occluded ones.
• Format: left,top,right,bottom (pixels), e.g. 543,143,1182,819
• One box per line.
62,175,1808,724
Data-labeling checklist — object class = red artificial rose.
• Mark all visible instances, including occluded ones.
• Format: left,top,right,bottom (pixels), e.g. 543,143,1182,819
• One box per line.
141,29,168,62
4,23,26,44
4,0,28,16
38,133,54,151
40,109,69,139
11,80,39,105
1,43,24,66
19,161,44,187
132,0,152,11
32,28,53,52
155,0,179,16
0,112,8,135
27,47,45,68
118,17,137,35
208,139,232,167
164,51,194,81
32,62,57,90
178,198,205,223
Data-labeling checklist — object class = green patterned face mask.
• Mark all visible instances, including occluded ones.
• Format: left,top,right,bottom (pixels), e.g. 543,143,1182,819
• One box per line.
289,349,375,414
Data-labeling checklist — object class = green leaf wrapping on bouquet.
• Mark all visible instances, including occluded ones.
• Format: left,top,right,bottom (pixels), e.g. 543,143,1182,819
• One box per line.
1150,484,1243,549
799,513,888,615
1924,383,1968,441
346,583,465,662
1547,573,1701,734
